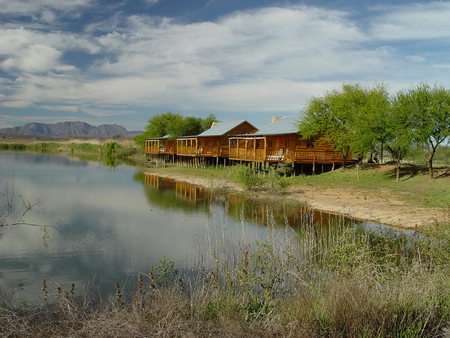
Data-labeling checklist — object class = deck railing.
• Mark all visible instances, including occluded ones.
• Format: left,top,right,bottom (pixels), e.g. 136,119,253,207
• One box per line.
229,148,346,163
177,146,198,156
294,151,344,162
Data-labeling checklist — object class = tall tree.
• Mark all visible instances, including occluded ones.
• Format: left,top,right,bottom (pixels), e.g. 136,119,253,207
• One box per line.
397,83,450,179
385,94,414,182
299,83,390,174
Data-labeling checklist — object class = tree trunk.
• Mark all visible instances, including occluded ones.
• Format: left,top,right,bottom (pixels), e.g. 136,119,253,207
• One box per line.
341,152,347,169
428,150,435,179
396,157,401,182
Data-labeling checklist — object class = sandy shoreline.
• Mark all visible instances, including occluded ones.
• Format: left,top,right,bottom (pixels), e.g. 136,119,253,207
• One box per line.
146,171,447,230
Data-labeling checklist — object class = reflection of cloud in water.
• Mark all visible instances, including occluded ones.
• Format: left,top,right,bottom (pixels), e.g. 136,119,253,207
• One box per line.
0,152,361,304
0,153,276,303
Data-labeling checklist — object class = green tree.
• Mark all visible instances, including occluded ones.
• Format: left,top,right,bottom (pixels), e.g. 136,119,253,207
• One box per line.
200,114,217,130
397,83,450,179
134,113,217,147
299,83,391,174
385,95,414,182
134,112,183,146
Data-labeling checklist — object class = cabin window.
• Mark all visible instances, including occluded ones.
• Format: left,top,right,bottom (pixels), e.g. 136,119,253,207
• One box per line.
256,140,261,148
307,139,315,148
268,139,273,147
215,139,219,146
251,140,254,147
230,139,237,146
286,138,291,147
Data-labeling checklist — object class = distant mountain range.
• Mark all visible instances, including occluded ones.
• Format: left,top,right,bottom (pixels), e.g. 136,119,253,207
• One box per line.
0,122,142,138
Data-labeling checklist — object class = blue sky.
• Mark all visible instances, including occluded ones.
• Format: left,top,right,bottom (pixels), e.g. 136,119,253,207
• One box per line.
1,0,450,131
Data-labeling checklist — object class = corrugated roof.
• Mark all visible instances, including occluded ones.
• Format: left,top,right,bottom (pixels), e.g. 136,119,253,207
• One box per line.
252,116,301,136
197,120,253,137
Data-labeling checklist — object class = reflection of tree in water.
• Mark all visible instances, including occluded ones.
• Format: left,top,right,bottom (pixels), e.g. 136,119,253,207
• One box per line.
135,173,359,236
102,155,117,167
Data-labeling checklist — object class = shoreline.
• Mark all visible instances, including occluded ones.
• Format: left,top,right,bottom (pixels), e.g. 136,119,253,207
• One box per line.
144,170,447,230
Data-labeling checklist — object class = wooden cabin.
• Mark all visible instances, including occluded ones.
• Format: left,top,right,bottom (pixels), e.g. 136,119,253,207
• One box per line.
176,120,258,160
145,135,176,163
229,116,351,172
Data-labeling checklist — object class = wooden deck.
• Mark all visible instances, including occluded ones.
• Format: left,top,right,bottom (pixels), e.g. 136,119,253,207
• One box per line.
228,135,350,165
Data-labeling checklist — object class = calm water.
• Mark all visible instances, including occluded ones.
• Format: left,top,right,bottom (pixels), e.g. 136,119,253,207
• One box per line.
0,152,356,303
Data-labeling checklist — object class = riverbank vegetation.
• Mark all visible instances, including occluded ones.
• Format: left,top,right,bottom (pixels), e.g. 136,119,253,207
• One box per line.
0,139,139,159
1,212,450,337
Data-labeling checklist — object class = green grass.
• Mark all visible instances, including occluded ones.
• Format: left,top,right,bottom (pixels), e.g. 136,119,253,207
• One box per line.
145,163,450,209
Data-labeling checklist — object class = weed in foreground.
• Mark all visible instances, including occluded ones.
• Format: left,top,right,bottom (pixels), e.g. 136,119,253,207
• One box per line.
1,217,450,336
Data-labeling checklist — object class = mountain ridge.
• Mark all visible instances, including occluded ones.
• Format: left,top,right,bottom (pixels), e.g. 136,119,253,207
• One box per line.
0,122,141,138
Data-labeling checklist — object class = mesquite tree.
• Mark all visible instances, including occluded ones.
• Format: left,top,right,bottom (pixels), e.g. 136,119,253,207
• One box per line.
395,83,450,179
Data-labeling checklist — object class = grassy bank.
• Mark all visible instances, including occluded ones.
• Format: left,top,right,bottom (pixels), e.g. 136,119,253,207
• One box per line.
0,139,141,161
291,163,450,209
144,162,450,209
2,216,450,337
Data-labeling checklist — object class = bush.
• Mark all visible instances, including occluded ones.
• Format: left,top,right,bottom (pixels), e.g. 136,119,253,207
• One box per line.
233,164,292,192
233,165,264,190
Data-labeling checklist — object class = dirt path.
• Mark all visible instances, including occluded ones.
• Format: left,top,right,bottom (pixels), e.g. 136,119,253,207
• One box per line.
147,171,448,230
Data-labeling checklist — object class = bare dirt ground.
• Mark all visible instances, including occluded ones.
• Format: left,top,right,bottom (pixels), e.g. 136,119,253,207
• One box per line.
147,171,448,230
288,186,447,230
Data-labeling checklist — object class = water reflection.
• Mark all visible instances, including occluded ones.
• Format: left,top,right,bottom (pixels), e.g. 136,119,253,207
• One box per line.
141,173,357,230
0,152,364,305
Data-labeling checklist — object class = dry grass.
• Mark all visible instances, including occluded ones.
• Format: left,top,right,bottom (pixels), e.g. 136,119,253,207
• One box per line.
2,218,450,337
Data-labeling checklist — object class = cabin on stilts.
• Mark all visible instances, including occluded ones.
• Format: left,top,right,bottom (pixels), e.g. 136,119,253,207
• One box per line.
145,135,177,164
229,116,351,174
176,120,258,167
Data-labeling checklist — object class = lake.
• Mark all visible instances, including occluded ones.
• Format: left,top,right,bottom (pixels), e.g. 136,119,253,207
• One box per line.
0,151,359,304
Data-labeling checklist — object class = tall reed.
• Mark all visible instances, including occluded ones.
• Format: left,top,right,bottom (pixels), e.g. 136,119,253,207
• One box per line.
1,208,450,337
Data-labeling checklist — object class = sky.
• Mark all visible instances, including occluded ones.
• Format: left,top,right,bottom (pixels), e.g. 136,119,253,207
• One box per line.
1,0,450,131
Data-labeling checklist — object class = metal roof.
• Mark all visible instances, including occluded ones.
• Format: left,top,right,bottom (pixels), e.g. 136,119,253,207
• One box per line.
145,134,171,140
252,116,301,136
197,120,255,137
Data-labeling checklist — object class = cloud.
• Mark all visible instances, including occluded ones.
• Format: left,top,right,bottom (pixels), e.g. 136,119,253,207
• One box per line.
0,100,33,108
370,2,450,40
81,107,137,117
1,2,450,126
0,0,94,22
39,105,79,113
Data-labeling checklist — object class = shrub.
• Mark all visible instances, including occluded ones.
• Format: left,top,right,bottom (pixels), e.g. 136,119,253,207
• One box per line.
233,165,264,190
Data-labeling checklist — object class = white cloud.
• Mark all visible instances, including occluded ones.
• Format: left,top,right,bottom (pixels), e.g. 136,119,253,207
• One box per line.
1,2,450,125
0,0,94,20
0,100,33,108
370,2,450,40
